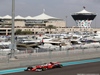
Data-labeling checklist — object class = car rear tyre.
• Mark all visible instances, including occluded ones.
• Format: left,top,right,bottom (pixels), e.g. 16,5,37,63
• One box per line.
42,67,46,71
59,64,63,68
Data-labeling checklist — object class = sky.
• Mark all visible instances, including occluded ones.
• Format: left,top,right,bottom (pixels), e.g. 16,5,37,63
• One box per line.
0,0,100,28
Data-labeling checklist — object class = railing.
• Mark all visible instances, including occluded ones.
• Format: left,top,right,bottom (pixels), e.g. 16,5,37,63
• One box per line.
0,46,100,58
0,46,100,69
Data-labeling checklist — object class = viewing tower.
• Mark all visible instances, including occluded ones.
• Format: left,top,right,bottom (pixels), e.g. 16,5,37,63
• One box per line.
71,7,96,28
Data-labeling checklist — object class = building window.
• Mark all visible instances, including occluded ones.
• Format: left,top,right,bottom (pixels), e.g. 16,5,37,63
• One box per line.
62,29,65,32
29,29,30,31
55,29,58,31
32,29,34,31
41,29,44,31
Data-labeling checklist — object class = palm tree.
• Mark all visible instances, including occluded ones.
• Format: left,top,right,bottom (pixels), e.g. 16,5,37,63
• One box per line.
45,26,49,33
1,20,5,27
15,29,22,35
45,25,56,34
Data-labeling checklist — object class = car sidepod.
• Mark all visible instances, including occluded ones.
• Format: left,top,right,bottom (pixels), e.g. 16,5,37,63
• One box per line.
24,66,33,71
53,64,63,68
58,64,63,68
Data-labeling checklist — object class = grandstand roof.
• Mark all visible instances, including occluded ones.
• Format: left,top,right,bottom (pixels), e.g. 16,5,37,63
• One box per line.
15,15,24,19
33,13,59,20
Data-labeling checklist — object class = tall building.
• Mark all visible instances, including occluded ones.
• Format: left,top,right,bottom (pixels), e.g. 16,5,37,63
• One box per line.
25,12,66,28
71,7,96,28
0,13,66,28
0,12,66,35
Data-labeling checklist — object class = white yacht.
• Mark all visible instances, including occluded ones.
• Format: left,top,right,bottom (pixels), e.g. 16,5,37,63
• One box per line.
0,42,19,55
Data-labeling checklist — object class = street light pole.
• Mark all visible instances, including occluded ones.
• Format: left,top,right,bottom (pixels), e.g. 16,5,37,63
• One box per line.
11,0,15,59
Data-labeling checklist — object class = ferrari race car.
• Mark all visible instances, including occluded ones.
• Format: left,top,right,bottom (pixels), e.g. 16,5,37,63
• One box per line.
24,62,63,72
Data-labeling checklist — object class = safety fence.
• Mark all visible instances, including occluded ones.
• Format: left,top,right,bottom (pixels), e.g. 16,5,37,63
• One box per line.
0,46,100,69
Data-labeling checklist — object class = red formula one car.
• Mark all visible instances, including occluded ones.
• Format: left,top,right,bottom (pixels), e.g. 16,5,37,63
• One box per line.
24,62,63,72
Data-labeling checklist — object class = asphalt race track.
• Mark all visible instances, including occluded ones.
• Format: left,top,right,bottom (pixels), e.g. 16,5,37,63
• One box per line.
4,62,100,75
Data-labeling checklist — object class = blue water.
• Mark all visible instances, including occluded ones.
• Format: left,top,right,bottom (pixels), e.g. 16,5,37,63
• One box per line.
0,58,100,74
